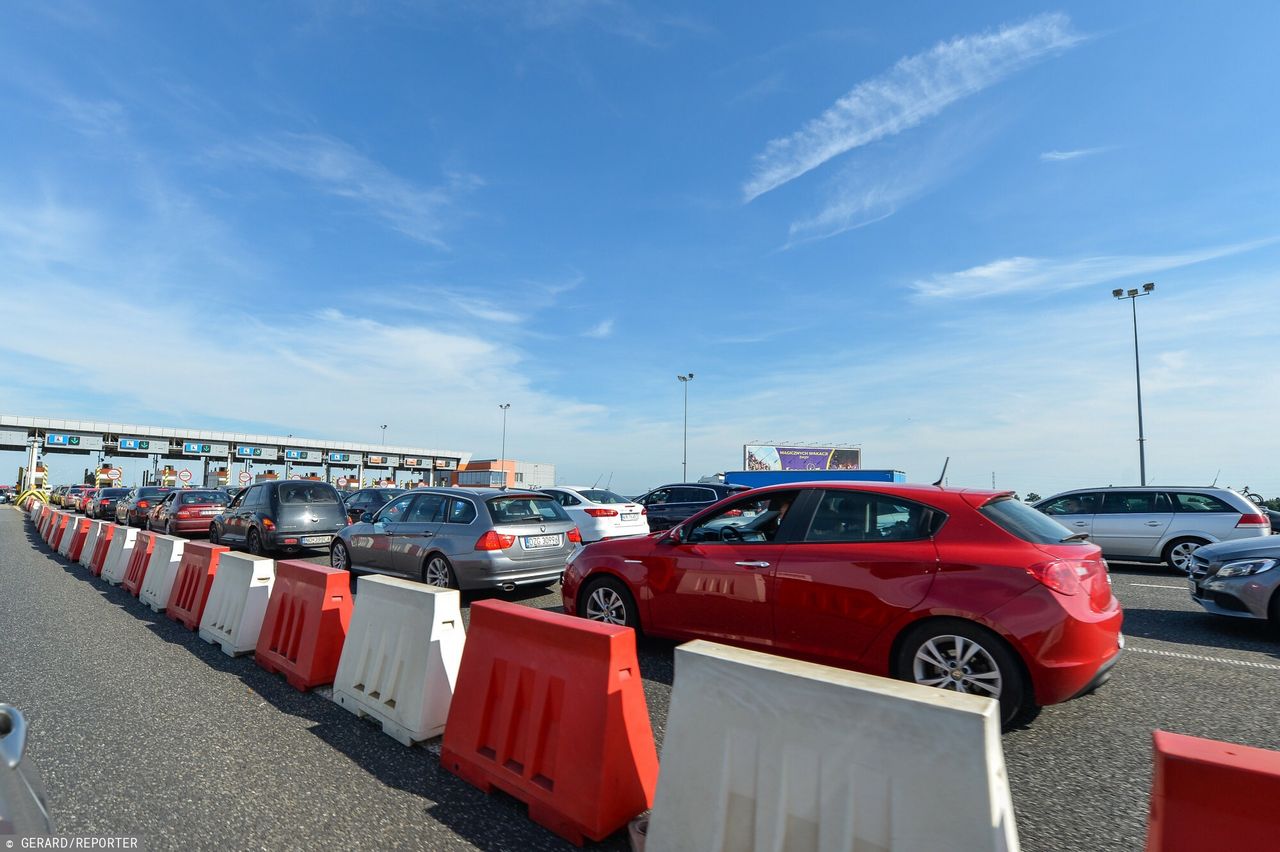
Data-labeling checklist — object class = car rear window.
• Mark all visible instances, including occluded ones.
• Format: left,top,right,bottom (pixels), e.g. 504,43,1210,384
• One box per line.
486,495,569,524
181,492,229,505
981,496,1084,545
139,488,172,499
278,483,341,504
579,489,629,504
1172,492,1235,513
101,488,130,497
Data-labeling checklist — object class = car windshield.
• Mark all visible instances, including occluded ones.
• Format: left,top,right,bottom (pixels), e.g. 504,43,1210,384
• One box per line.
377,489,406,502
181,492,229,505
279,484,340,504
981,496,1084,545
486,495,569,524
578,489,629,504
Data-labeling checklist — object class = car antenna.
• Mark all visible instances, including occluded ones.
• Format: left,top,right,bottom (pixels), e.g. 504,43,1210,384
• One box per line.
1210,469,1220,487
592,472,604,488
932,457,950,487
605,471,613,489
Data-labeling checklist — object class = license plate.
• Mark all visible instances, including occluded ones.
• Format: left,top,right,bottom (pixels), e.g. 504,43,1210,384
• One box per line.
301,535,329,546
620,513,639,521
201,509,218,516
523,534,561,549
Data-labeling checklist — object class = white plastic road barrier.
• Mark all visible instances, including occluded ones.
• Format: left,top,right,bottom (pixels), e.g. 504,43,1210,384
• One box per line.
198,553,275,656
140,535,186,613
333,576,465,746
57,517,80,557
645,640,1020,852
78,521,104,569
27,501,43,523
99,526,139,585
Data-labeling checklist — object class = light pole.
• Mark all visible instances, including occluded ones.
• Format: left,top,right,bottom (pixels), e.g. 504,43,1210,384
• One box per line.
677,373,694,481
1112,283,1155,485
498,404,511,487
380,424,387,445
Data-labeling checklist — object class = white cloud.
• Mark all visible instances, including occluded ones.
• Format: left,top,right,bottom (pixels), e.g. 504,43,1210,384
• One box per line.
743,13,1082,202
910,238,1277,300
1040,146,1110,162
217,132,476,247
583,318,614,338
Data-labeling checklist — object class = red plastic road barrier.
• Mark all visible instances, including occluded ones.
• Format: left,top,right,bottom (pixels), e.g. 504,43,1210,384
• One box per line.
49,514,70,551
37,507,52,539
1147,730,1280,850
440,599,659,846
67,518,92,562
40,510,58,543
255,560,353,691
166,542,229,630
121,531,157,597
89,525,116,576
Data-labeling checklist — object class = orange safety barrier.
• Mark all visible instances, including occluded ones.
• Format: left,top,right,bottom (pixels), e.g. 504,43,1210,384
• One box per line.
67,517,92,562
50,513,70,551
38,507,52,540
121,531,158,597
255,560,352,690
1147,730,1280,850
166,542,229,630
440,600,658,846
89,525,116,576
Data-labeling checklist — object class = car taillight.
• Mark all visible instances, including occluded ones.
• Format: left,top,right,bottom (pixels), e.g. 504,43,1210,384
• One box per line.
137,500,149,509
262,517,276,530
1237,513,1269,528
568,527,582,543
584,508,618,517
641,507,647,516
1026,559,1089,595
475,531,516,551
176,509,194,519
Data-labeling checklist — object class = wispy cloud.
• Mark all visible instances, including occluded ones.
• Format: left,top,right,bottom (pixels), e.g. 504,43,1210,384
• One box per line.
743,13,1082,202
216,132,478,247
1040,146,1110,162
910,238,1277,300
583,318,614,338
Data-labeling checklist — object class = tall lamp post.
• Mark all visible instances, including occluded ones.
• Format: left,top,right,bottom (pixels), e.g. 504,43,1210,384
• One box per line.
677,373,694,481
498,403,511,486
1112,283,1155,485
380,424,387,445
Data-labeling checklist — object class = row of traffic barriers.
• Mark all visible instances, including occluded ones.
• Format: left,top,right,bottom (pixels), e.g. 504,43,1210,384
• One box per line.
20,501,1280,849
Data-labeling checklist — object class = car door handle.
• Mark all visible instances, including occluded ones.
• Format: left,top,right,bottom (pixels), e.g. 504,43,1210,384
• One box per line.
1145,521,1162,526
734,561,771,568
1073,521,1088,527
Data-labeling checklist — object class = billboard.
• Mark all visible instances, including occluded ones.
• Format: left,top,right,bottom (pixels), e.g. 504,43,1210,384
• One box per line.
743,444,861,472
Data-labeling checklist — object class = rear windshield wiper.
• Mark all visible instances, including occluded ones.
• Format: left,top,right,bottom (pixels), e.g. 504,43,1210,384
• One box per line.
1059,532,1090,542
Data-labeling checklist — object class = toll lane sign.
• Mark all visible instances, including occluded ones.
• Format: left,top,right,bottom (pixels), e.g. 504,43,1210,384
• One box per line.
118,437,153,452
183,441,229,457
44,432,103,451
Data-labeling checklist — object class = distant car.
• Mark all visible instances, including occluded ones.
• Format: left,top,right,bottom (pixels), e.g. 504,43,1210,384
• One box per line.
218,486,244,501
1034,486,1271,572
1188,536,1280,625
563,482,1123,726
67,486,97,513
331,487,580,591
342,487,406,524
540,486,650,543
48,485,69,507
210,480,348,555
0,485,14,504
0,703,54,834
115,486,175,527
148,489,231,537
88,487,130,520
633,482,750,532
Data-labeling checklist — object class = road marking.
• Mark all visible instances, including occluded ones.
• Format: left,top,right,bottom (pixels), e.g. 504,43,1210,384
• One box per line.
1127,645,1280,671
1123,583,1185,589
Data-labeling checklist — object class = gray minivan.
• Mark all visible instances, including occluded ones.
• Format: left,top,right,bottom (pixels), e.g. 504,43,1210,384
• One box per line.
210,480,348,555
330,487,579,591
1034,486,1271,571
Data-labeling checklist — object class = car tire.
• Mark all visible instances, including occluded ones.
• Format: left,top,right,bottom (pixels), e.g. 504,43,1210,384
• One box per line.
331,540,351,572
577,576,641,632
247,528,266,556
893,618,1032,729
165,520,174,537
209,525,220,544
422,554,457,589
1162,537,1207,573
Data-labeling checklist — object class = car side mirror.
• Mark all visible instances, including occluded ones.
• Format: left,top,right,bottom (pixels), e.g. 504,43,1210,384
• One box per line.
664,526,684,545
361,511,375,524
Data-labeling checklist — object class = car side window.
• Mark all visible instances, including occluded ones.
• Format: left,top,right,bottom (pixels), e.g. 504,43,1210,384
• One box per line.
559,491,582,506
686,490,802,544
1040,494,1100,515
669,487,711,504
404,494,446,523
646,489,671,505
1098,491,1171,514
447,498,477,524
1172,492,1234,513
378,493,415,522
803,492,931,543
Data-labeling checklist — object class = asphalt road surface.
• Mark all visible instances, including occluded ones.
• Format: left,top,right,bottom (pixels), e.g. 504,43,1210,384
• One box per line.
4,507,1279,850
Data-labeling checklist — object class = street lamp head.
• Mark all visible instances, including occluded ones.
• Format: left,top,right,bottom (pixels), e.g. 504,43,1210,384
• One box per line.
1143,282,1155,293
677,373,694,382
1126,288,1139,297
1111,288,1124,298
498,403,511,411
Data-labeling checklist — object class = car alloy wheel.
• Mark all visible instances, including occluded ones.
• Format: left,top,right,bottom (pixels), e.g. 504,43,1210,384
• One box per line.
911,634,1003,699
1165,540,1203,573
424,556,454,588
166,520,174,536
248,529,264,555
584,584,629,626
331,541,349,572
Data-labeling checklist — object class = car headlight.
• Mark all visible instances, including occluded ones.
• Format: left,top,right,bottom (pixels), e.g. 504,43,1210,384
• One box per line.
1217,558,1277,578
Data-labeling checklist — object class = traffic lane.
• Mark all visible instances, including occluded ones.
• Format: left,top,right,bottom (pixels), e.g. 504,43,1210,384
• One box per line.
0,511,628,851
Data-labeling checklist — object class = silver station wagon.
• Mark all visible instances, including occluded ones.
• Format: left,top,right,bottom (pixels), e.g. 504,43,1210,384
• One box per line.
330,487,581,591
1034,486,1271,571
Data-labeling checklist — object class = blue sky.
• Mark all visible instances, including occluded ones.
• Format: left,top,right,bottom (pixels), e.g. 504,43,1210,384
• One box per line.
2,1,1279,497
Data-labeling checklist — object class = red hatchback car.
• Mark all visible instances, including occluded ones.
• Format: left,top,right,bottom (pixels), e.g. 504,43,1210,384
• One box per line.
148,489,230,537
562,482,1124,725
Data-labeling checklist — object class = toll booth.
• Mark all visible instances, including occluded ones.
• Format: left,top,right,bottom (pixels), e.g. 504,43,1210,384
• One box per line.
253,470,280,484
31,465,47,490
159,466,178,487
204,467,231,488
95,465,119,488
